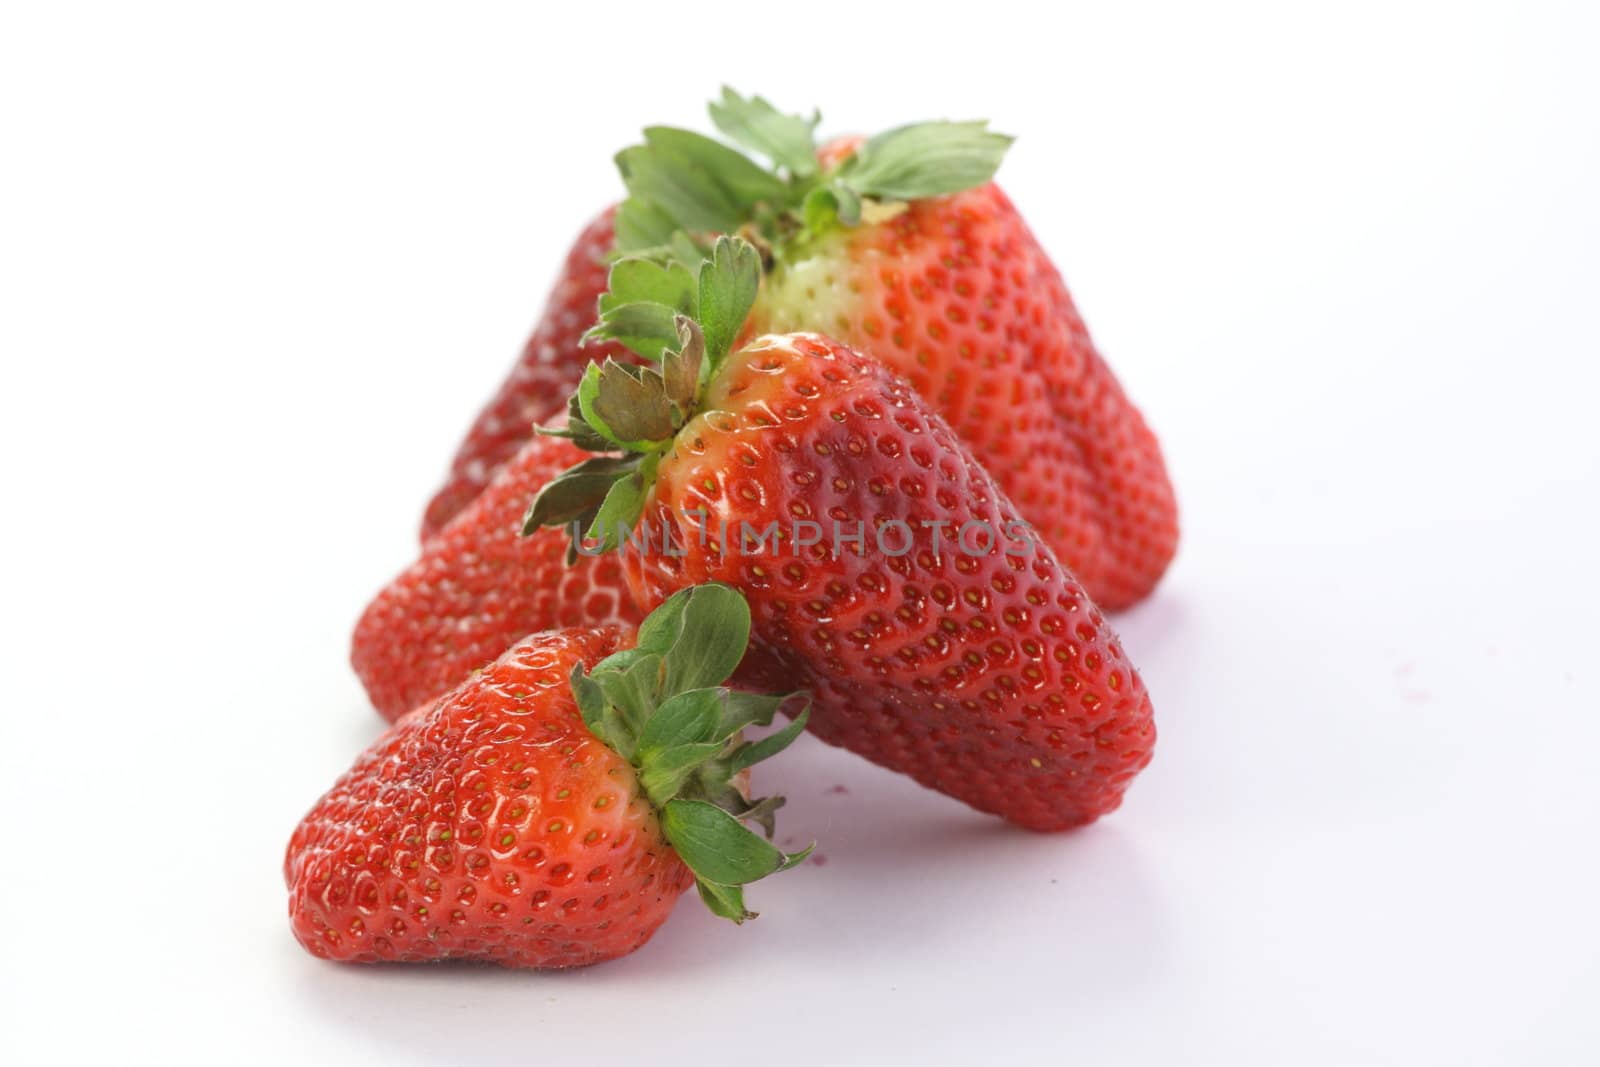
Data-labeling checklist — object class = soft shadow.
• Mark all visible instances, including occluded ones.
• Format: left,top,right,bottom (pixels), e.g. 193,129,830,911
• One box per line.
287,727,1174,1059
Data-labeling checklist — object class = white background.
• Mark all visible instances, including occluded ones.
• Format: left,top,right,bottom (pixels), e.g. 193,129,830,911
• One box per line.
2,2,1597,1064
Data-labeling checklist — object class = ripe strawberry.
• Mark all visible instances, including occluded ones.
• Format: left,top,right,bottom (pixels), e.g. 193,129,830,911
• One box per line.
353,426,641,723
603,90,1177,610
419,208,629,541
526,239,1155,831
290,585,811,968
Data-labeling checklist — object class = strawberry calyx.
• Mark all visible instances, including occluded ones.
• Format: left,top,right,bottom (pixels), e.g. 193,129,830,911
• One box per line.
522,235,761,553
576,582,812,922
612,87,1013,263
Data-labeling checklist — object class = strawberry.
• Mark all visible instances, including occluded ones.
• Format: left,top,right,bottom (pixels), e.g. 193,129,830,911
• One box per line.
525,239,1155,831
420,97,1177,608
610,90,1176,609
290,584,811,968
419,208,629,542
353,426,641,722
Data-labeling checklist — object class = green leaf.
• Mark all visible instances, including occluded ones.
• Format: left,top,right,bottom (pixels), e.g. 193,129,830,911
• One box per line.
588,645,653,676
553,583,814,924
730,794,786,839
832,182,863,226
715,691,793,739
520,454,639,534
584,359,677,446
616,128,788,237
586,301,684,362
583,459,650,551
594,653,664,745
668,231,706,268
535,392,613,452
616,144,740,236
696,237,761,372
572,363,614,444
707,87,820,180
632,585,695,656
599,258,697,316
613,197,680,253
778,842,815,871
643,127,790,213
662,798,788,886
695,879,755,923
660,317,704,409
569,663,609,739
638,741,725,804
837,120,1013,201
660,582,752,694
639,688,724,752
730,703,810,773
801,181,863,233
571,662,634,757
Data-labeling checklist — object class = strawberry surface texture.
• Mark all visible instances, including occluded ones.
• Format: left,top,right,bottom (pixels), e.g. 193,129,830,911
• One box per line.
354,430,640,722
528,239,1157,831
295,587,813,967
420,208,627,541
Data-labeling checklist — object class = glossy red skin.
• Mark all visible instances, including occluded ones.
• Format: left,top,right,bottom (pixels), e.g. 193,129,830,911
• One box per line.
623,334,1156,831
288,627,694,968
750,182,1179,611
420,208,627,541
355,432,641,722
421,164,1175,608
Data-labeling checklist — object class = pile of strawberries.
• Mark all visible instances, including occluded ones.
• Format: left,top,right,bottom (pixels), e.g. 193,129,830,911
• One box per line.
285,91,1179,970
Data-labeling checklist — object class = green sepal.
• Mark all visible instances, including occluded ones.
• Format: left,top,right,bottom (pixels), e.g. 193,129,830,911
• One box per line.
708,86,820,180
637,741,724,805
639,126,790,214
592,583,752,697
520,453,642,536
584,451,658,552
715,690,794,739
778,842,815,872
570,662,612,741
593,654,665,754
631,583,696,652
660,317,703,412
638,688,724,752
695,879,755,923
584,302,683,361
615,127,788,240
728,793,786,839
564,584,814,924
612,94,1014,273
802,181,862,233
730,702,810,774
613,197,680,252
581,360,678,447
834,120,1014,201
535,393,614,452
659,581,751,694
586,644,652,676
662,798,811,888
586,257,699,361
522,240,763,572
602,256,698,313
696,236,761,373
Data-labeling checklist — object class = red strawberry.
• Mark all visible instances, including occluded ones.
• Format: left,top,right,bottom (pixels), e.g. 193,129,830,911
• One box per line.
606,90,1177,610
750,184,1174,610
420,208,628,541
420,99,1176,608
290,585,812,967
526,240,1155,831
353,427,640,722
